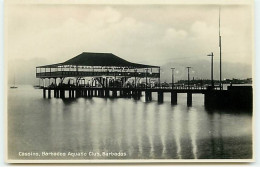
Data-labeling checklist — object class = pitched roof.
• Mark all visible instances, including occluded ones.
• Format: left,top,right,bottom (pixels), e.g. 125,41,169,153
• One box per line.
37,52,159,68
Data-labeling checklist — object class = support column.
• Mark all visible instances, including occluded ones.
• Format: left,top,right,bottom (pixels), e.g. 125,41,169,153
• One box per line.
158,91,163,103
60,89,65,99
120,90,124,97
89,89,93,97
56,89,59,98
43,89,46,98
75,89,79,98
171,91,177,105
48,89,51,98
98,89,101,97
128,91,132,98
138,91,142,98
80,89,83,97
86,89,89,97
84,89,87,98
69,89,72,98
100,89,103,97
53,89,56,98
105,89,109,97
112,90,117,97
132,90,136,98
71,89,74,98
145,91,152,102
132,90,140,100
122,90,127,98
187,92,192,106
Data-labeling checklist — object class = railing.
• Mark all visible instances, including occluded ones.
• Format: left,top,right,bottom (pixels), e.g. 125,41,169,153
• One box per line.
45,83,210,91
36,71,160,78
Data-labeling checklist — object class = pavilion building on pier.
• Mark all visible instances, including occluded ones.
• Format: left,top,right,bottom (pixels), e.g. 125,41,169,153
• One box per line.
36,52,160,88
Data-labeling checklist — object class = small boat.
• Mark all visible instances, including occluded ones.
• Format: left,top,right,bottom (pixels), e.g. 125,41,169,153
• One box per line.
33,85,43,89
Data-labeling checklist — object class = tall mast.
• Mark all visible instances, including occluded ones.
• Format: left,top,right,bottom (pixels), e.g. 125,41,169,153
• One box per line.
219,7,222,89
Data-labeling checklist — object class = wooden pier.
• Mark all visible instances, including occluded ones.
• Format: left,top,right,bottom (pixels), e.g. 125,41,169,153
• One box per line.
42,85,208,106
41,85,252,110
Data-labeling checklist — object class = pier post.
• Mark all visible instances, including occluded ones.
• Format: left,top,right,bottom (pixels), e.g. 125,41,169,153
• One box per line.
54,89,57,98
48,89,51,98
84,89,87,98
138,91,142,98
75,89,79,98
171,91,177,105
74,89,77,98
56,89,59,98
69,89,72,98
89,89,93,97
145,91,152,102
78,89,81,97
132,90,140,100
127,90,131,98
122,90,127,98
112,90,117,97
145,91,148,102
158,91,164,103
71,89,74,98
79,89,82,97
43,89,46,98
120,90,124,97
105,89,109,97
100,89,104,97
86,89,90,97
80,89,83,97
132,90,136,99
60,89,65,99
187,92,192,106
98,89,101,97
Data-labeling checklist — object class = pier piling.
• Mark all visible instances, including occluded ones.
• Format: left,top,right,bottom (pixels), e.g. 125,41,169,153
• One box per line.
171,91,177,105
53,90,55,98
105,89,109,97
60,89,65,99
69,89,72,98
48,89,51,98
71,89,74,98
145,91,152,102
158,91,164,103
43,89,46,98
112,90,117,97
187,92,192,106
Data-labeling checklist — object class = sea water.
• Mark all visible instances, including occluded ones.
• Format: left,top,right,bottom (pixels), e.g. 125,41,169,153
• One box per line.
7,85,252,160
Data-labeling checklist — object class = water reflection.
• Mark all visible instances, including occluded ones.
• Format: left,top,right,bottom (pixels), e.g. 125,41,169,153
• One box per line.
172,106,183,159
188,107,198,159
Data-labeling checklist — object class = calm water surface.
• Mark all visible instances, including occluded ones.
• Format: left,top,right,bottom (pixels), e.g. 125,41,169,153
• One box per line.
8,85,252,160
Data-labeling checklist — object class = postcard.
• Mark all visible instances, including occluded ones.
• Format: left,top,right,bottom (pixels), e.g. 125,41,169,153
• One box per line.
5,0,254,163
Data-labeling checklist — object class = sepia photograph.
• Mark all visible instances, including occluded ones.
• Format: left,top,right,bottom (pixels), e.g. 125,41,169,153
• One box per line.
5,0,254,163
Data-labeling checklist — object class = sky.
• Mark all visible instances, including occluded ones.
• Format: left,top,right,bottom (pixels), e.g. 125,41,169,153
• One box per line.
5,3,253,84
